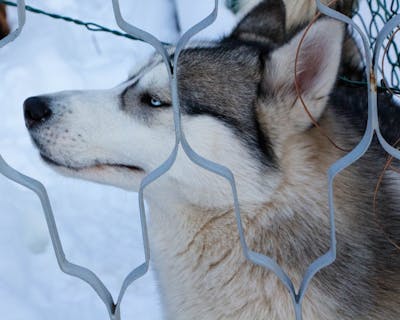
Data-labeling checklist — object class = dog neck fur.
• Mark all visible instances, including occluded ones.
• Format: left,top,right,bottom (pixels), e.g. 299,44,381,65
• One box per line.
144,20,347,320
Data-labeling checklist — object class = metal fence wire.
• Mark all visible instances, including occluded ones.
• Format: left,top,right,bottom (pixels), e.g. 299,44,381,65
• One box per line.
353,0,400,89
0,1,399,320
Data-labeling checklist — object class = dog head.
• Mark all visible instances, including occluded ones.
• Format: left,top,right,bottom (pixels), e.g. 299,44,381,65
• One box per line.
24,3,343,209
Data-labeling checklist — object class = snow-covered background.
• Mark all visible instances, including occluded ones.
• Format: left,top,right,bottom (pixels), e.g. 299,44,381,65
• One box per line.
0,1,236,319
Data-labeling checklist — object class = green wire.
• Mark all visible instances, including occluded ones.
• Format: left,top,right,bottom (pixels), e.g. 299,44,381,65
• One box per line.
354,0,400,89
2,0,400,96
226,0,241,13
338,76,400,95
0,0,172,45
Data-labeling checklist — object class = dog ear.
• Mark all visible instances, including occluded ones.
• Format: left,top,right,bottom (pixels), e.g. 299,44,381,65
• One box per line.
229,0,286,46
264,19,344,131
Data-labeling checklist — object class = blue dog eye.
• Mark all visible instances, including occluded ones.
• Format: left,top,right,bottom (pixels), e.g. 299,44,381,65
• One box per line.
141,93,168,108
150,98,163,107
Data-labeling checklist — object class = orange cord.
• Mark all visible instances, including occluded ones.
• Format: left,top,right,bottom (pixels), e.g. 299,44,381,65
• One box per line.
374,150,400,251
294,0,351,152
381,27,400,98
295,1,400,251
373,27,400,251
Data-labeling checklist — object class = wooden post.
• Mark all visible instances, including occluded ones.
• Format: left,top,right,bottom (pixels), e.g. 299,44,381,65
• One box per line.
0,4,10,40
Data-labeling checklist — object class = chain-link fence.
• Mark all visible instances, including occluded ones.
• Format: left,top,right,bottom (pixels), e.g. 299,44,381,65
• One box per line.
348,0,400,93
354,0,400,88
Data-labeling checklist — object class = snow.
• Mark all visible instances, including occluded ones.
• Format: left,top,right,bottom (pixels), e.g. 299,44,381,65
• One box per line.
0,1,236,319
175,0,236,38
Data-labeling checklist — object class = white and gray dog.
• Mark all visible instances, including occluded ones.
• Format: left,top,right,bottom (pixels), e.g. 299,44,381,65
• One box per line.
24,0,400,319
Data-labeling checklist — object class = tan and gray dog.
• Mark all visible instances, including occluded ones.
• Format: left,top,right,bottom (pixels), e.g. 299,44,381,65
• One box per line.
23,0,400,319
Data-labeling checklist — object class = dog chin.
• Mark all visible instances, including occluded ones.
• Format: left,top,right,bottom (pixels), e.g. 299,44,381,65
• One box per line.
40,155,145,191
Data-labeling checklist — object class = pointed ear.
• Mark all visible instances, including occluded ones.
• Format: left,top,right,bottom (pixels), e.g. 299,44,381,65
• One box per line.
266,19,344,130
229,0,286,46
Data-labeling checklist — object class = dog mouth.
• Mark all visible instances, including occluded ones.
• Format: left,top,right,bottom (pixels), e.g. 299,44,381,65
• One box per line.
40,154,145,174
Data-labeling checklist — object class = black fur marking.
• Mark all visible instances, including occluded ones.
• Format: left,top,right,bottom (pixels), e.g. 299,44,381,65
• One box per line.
229,0,286,47
330,85,400,145
184,101,276,168
253,110,277,167
177,44,276,168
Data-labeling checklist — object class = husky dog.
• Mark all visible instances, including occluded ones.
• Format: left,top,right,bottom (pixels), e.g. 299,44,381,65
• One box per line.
24,1,400,319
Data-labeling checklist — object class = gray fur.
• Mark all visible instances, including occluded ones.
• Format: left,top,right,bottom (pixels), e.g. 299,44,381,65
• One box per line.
230,0,286,47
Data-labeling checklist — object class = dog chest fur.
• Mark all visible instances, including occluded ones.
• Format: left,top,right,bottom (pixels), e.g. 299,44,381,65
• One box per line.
147,109,400,319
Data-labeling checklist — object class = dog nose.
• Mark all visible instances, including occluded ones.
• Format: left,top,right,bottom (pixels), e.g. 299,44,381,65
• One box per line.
24,96,52,128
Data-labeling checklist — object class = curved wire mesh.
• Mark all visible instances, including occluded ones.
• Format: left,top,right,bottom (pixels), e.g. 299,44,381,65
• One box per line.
354,0,400,89
0,1,399,319
0,0,24,47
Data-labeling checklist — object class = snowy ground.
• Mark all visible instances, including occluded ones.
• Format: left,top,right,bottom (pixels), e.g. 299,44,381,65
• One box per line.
0,1,236,319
